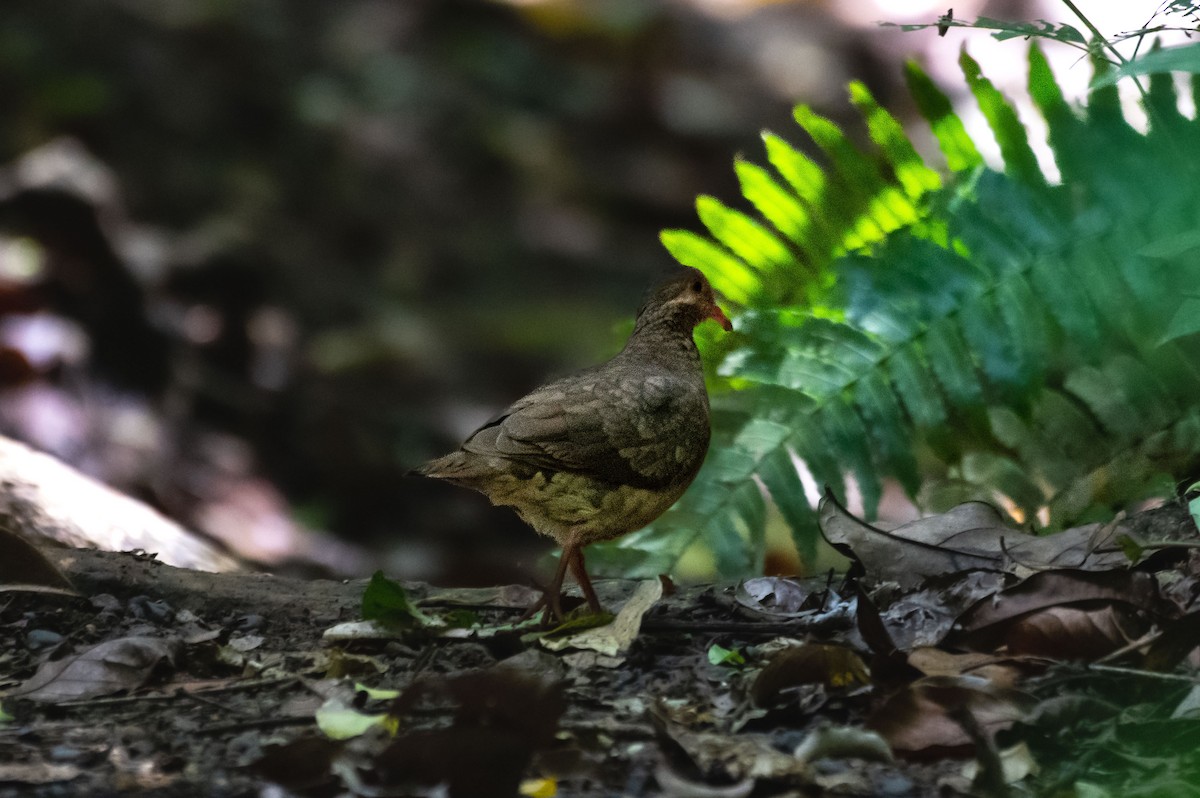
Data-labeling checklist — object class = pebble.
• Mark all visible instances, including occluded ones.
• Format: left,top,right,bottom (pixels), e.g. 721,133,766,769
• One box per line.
876,772,915,795
26,629,63,650
128,595,174,623
47,745,82,762
233,613,264,631
89,594,122,613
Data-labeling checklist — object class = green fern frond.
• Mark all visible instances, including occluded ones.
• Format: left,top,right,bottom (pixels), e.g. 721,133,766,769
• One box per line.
904,60,982,172
590,43,1200,580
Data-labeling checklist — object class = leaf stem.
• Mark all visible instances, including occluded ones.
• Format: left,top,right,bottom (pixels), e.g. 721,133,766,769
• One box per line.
1059,0,1128,65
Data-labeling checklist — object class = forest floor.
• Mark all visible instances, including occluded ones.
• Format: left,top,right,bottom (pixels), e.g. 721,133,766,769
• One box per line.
2,501,1200,797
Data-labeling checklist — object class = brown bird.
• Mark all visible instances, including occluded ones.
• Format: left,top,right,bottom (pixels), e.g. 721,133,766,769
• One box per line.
413,267,732,621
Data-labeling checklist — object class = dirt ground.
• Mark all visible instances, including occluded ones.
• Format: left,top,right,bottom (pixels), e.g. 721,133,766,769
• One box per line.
2,501,1200,797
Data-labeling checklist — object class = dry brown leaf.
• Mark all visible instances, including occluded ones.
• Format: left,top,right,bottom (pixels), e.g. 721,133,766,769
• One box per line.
1002,604,1147,660
867,675,1035,758
948,569,1162,655
5,636,181,702
906,648,1029,688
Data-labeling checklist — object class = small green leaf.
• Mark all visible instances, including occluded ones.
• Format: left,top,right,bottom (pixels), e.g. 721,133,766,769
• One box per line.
315,704,393,740
973,16,1085,45
354,683,401,701
361,571,438,628
540,608,615,638
1116,534,1144,564
708,643,746,667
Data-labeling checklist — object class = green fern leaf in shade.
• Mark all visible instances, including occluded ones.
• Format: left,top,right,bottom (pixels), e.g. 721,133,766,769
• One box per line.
923,317,982,407
818,396,882,517
961,451,1045,517
888,346,946,429
587,42,1200,581
852,369,920,493
756,445,819,562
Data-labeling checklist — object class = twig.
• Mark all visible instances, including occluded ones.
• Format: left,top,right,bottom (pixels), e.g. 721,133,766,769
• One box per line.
1061,0,1132,66
54,676,300,709
1087,662,1200,685
1093,629,1163,664
640,617,850,636
948,705,1010,798
197,715,315,736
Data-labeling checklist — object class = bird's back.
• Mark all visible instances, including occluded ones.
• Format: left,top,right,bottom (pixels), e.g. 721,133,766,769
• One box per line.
416,351,710,543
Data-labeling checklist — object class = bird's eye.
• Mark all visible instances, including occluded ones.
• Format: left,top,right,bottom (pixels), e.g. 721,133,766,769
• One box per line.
691,280,703,293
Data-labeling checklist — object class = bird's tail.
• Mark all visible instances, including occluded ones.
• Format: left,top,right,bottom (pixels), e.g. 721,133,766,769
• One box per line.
408,452,485,483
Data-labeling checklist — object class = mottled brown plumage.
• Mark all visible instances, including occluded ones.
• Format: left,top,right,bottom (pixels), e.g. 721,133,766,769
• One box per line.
414,268,731,621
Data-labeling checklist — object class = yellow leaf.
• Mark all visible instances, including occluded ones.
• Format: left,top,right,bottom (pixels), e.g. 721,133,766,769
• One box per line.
520,777,557,798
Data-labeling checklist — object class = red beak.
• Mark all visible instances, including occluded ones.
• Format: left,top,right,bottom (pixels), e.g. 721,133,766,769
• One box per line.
708,304,733,332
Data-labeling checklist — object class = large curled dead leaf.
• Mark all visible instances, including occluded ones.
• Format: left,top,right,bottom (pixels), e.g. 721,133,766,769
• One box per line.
946,569,1163,659
819,492,1131,588
866,675,1036,758
6,636,181,702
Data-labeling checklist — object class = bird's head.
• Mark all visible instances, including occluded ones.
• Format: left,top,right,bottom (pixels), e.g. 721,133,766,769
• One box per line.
635,267,732,334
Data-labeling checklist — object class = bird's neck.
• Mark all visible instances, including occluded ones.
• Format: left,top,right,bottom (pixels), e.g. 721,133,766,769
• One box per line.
619,317,701,372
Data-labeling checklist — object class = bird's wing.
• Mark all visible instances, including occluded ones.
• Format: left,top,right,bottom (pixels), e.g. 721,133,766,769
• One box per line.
461,371,708,489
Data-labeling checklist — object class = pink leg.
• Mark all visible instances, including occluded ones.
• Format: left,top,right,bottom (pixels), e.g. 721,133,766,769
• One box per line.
542,544,574,622
569,547,603,614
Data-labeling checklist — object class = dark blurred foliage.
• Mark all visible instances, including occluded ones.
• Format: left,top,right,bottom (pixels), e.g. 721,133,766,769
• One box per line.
0,0,919,582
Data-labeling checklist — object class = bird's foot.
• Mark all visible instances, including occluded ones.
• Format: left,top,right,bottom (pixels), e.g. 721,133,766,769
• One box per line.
519,590,605,628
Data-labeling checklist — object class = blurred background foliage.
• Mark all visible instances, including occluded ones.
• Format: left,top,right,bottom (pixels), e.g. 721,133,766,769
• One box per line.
1,0,1193,586
0,0,918,582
